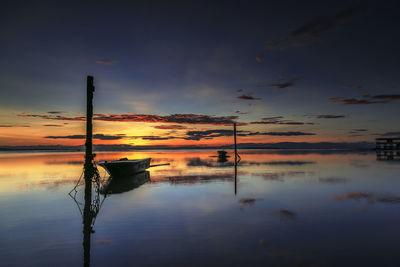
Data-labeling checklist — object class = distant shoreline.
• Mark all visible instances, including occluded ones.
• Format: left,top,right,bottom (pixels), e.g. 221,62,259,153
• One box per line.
0,142,376,153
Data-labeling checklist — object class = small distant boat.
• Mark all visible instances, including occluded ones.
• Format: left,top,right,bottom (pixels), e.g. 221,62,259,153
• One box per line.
98,158,151,178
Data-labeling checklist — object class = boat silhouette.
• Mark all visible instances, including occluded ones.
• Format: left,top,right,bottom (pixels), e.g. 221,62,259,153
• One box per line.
100,171,150,195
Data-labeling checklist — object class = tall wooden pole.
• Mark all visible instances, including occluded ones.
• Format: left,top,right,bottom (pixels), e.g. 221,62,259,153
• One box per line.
234,122,237,162
234,123,237,195
85,76,95,164
83,76,95,267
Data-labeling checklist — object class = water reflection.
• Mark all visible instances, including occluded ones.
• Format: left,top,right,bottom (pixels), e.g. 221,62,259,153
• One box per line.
376,150,400,161
2,150,400,266
186,157,234,168
76,169,152,266
271,209,297,220
69,170,104,267
318,177,348,184
100,171,150,195
151,173,234,184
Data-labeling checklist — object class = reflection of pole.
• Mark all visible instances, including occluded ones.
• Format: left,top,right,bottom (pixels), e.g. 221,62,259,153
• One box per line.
234,160,237,195
83,76,95,267
83,187,92,267
234,123,237,195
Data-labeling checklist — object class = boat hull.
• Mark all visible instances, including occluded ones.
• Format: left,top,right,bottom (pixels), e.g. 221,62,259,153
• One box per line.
98,158,151,178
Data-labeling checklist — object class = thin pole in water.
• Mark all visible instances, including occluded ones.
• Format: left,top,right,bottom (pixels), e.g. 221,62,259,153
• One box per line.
85,76,95,167
234,122,237,195
83,75,95,267
234,123,237,161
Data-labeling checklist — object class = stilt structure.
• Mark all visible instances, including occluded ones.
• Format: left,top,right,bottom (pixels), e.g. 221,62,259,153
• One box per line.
376,138,400,160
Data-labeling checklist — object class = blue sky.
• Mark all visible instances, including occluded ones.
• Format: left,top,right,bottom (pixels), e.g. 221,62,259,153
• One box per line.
1,0,399,146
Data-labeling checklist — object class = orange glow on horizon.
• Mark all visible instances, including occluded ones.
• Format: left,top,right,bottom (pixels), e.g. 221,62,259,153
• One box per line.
0,118,370,147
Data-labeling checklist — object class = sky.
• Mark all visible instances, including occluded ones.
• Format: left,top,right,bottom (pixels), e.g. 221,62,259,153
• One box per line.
1,0,399,147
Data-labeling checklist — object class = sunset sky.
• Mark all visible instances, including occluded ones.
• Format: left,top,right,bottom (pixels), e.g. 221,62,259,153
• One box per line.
1,0,399,147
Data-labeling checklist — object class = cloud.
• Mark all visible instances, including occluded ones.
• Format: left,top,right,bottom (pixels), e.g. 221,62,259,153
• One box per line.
377,131,400,137
153,125,187,130
330,94,400,105
366,94,400,101
262,116,284,120
186,129,315,140
237,94,262,100
0,124,30,127
96,59,118,65
348,129,368,134
265,4,365,50
344,85,363,89
18,113,86,121
250,116,314,125
247,131,315,136
315,114,347,119
329,97,387,105
184,129,239,141
348,134,363,137
47,111,63,114
19,113,240,126
92,113,240,125
251,121,309,125
234,110,247,115
132,135,178,140
44,134,126,140
43,124,64,127
132,129,316,142
44,135,86,139
135,129,242,141
259,76,304,89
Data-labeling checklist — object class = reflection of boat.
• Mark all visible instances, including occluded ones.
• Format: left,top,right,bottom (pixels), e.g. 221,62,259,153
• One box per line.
217,156,228,163
98,158,151,178
100,171,150,194
217,150,229,158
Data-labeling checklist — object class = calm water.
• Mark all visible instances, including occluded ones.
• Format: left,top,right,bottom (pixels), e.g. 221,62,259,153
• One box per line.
1,150,400,267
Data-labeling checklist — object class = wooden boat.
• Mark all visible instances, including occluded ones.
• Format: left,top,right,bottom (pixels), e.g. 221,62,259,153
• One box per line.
100,171,150,195
98,158,151,178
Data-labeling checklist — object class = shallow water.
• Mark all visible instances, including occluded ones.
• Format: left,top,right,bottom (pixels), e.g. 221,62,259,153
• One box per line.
1,150,400,267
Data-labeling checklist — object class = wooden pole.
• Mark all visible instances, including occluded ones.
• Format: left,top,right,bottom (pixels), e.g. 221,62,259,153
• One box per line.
234,123,237,195
83,76,95,267
234,122,237,162
85,76,95,165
